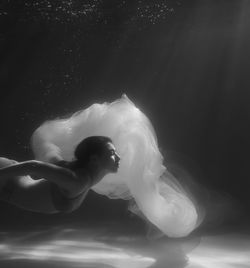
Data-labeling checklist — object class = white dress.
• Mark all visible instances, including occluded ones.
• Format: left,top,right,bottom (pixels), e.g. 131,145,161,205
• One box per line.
31,94,200,237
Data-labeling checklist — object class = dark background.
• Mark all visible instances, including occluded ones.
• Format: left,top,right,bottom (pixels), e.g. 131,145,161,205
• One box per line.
0,0,250,231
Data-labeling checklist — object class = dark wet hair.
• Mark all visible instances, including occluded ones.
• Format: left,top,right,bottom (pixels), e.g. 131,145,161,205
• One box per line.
74,136,113,167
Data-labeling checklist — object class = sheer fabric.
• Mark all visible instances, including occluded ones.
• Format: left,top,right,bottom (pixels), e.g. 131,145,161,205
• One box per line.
31,94,199,237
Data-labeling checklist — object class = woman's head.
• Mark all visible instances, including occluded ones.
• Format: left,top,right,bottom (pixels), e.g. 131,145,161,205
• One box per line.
74,136,120,172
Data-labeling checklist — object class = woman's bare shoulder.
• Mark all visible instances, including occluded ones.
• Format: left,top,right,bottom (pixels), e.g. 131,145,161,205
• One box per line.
74,168,91,188
52,160,91,194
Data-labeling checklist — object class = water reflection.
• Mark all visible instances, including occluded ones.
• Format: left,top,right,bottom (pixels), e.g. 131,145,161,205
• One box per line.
187,234,250,268
0,223,193,268
0,224,250,268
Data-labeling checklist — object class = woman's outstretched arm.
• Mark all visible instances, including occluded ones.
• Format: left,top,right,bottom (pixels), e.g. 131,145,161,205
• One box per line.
0,160,87,195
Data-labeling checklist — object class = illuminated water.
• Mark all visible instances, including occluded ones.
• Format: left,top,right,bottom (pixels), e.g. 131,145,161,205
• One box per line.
0,222,250,268
1,1,250,267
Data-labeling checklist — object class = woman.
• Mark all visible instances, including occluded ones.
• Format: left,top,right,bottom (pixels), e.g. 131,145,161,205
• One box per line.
0,95,200,237
0,136,120,213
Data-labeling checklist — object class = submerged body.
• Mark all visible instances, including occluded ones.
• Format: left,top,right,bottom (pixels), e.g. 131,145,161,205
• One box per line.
0,139,120,213
0,95,200,237
30,94,201,237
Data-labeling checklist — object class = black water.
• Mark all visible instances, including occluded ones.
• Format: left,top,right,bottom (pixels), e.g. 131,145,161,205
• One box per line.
1,0,250,266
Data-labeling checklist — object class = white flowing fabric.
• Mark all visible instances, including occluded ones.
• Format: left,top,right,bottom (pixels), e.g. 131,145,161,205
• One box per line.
31,94,200,237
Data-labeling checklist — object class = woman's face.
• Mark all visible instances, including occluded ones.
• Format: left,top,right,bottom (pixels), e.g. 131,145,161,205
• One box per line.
101,142,121,172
